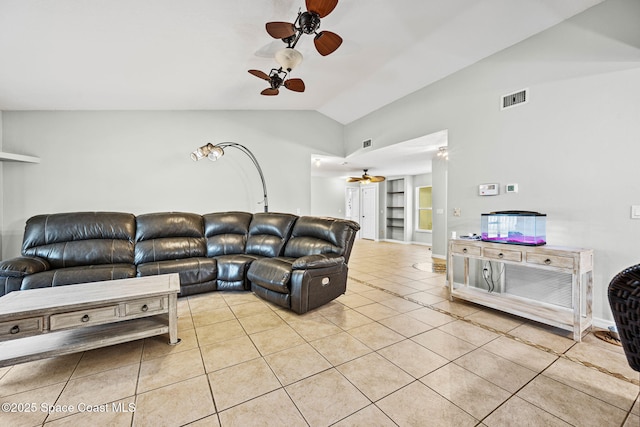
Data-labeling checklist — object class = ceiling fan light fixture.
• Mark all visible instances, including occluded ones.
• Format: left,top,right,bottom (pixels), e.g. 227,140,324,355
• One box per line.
275,48,303,71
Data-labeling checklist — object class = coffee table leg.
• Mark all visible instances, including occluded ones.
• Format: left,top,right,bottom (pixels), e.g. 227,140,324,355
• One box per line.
168,293,181,345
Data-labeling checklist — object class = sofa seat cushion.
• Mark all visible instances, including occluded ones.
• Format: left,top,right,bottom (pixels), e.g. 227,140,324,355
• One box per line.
215,254,260,282
21,264,136,290
137,257,216,286
247,257,295,294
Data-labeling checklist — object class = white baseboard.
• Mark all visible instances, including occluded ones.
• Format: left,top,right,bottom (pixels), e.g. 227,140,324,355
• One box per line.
592,317,615,330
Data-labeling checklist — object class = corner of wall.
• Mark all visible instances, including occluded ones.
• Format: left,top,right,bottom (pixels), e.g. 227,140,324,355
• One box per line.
0,110,4,259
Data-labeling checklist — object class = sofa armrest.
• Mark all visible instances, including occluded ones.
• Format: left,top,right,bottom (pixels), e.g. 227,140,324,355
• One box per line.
292,254,345,270
0,256,50,278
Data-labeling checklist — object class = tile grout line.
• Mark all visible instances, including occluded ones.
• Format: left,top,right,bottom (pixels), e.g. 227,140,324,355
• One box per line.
347,276,640,387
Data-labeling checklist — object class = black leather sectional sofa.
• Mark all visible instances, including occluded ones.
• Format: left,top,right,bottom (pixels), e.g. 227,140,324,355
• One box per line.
0,211,360,314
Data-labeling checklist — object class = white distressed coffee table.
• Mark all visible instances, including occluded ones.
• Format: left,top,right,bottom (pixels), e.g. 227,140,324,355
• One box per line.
0,273,180,367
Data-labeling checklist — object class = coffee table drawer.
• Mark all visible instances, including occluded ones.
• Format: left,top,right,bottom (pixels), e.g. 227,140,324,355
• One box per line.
50,306,119,331
0,317,42,339
123,297,167,317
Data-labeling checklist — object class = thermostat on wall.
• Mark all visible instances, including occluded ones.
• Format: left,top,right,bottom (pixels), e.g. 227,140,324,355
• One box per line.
479,183,499,196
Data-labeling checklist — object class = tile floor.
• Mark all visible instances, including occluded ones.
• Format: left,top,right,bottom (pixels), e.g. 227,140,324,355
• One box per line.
0,239,639,426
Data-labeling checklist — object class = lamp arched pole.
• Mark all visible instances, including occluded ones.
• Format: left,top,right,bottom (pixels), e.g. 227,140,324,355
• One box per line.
191,142,269,212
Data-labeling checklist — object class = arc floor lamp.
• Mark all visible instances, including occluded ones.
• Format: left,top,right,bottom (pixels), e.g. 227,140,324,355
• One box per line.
191,142,269,212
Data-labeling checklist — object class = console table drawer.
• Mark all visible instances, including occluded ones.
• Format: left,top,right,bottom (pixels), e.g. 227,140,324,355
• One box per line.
482,248,522,262
0,317,42,339
123,297,166,316
526,253,574,269
50,306,119,331
451,244,481,256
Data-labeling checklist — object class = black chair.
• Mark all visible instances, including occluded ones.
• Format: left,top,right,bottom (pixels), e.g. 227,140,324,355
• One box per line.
608,264,640,372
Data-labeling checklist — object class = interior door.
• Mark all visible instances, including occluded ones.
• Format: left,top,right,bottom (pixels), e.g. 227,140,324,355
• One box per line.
360,185,377,240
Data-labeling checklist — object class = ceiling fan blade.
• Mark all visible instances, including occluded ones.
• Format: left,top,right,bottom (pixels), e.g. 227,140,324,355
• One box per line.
346,177,362,183
261,88,279,96
370,176,386,182
314,31,343,56
284,78,305,93
248,69,270,81
266,22,296,39
306,0,338,18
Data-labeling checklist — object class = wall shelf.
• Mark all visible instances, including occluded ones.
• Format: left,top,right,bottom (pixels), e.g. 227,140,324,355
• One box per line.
0,152,41,163
386,178,406,241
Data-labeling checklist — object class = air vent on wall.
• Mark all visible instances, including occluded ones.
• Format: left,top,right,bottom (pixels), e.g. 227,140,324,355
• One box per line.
363,139,372,148
501,88,528,110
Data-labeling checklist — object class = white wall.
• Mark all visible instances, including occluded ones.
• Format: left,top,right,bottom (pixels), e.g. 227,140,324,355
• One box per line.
0,111,3,259
431,155,448,258
1,110,343,257
310,176,346,218
344,0,640,324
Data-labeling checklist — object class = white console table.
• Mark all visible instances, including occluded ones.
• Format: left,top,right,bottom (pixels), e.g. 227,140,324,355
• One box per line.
447,239,593,342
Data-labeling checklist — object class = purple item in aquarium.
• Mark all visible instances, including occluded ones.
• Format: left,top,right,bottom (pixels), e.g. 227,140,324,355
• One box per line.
480,211,546,246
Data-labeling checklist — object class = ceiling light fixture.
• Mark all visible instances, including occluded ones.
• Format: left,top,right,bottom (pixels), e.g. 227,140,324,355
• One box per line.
275,48,303,71
191,142,269,212
436,146,448,160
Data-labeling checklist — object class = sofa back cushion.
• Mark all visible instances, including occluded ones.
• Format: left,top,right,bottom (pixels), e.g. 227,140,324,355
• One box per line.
135,212,205,264
204,212,253,256
246,213,297,257
21,212,136,268
284,216,360,260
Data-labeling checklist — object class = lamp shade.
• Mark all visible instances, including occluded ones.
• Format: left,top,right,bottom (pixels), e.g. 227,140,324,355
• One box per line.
207,146,224,161
275,48,303,71
190,143,214,161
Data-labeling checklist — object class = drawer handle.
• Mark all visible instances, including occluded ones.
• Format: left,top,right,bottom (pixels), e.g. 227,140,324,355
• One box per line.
81,314,90,323
498,253,504,259
544,259,552,265
141,304,149,312
10,325,20,334
462,248,467,253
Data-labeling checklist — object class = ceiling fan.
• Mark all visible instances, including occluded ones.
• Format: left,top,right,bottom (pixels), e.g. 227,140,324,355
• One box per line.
265,0,343,57
248,68,305,96
347,169,386,183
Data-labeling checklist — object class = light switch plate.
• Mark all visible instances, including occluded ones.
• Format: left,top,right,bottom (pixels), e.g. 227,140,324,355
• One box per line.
632,205,640,219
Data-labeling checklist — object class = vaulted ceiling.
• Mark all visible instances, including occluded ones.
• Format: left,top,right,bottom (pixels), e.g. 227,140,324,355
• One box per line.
0,0,603,125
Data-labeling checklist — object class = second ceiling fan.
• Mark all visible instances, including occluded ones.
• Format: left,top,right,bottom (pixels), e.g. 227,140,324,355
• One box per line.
347,169,386,183
248,69,305,96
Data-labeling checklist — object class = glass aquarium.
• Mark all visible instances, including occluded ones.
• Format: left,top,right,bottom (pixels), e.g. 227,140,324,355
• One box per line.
481,211,546,246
